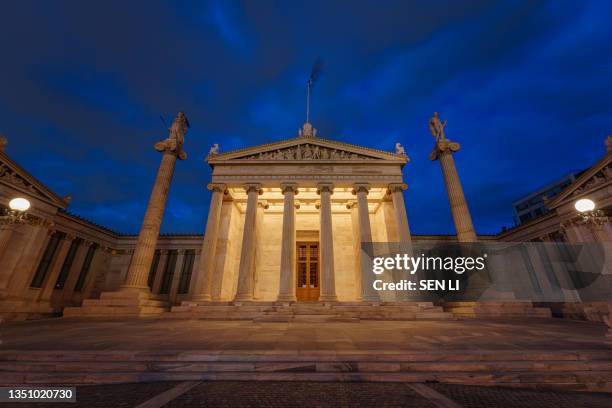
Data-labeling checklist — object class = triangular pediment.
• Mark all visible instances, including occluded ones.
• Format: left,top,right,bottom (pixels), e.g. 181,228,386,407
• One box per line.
547,152,612,209
0,150,69,209
207,136,408,164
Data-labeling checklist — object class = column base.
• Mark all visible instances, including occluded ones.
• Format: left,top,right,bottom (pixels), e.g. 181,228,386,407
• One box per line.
62,290,169,318
276,295,297,302
319,295,338,302
362,294,380,302
234,294,254,302
118,284,152,295
190,294,212,302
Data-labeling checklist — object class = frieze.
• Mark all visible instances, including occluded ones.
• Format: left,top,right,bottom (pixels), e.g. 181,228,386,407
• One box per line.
212,175,403,181
234,144,378,161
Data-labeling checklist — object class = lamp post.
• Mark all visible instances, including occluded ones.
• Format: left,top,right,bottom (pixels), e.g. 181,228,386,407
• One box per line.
575,198,607,226
0,197,31,225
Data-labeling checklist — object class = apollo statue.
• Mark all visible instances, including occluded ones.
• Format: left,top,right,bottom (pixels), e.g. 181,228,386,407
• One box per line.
429,111,447,141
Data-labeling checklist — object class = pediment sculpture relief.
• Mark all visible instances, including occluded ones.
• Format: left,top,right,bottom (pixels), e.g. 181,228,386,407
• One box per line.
236,144,376,161
572,164,612,196
0,163,37,193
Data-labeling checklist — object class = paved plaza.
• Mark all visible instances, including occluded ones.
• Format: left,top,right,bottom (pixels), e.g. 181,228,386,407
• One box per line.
1,316,609,352
2,382,612,408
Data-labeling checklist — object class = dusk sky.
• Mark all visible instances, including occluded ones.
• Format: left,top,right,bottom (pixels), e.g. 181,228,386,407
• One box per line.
1,1,611,235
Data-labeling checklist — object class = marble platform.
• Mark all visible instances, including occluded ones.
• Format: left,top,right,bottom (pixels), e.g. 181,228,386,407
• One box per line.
0,317,610,391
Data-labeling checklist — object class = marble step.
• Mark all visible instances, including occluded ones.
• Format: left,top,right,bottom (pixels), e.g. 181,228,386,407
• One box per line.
1,349,610,391
63,305,167,317
2,350,608,363
2,360,610,374
82,298,168,308
254,314,359,323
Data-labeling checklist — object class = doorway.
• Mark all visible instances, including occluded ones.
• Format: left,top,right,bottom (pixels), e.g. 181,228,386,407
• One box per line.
296,242,319,301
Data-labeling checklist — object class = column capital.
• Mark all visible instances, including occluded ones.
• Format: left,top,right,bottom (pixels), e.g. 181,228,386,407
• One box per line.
316,182,334,195
352,183,371,195
429,139,461,161
207,183,227,193
346,200,357,210
257,200,269,210
315,200,321,210
280,182,299,195
387,183,408,193
177,249,186,255
294,200,301,210
244,183,263,195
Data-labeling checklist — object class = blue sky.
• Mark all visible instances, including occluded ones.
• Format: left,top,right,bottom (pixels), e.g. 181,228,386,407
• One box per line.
0,1,611,235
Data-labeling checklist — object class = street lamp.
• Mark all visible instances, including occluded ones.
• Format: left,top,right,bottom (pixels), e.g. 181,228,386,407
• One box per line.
575,198,607,226
1,197,31,225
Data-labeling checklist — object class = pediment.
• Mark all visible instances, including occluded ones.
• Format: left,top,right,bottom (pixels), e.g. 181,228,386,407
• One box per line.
207,136,408,164
0,150,69,209
547,152,612,209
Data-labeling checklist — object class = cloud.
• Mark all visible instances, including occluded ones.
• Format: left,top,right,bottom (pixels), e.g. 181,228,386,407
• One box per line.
0,0,610,235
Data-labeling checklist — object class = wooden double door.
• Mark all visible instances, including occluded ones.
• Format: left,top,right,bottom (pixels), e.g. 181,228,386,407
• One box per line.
296,242,319,301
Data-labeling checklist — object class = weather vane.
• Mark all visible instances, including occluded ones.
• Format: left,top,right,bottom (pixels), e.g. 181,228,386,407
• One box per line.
306,58,323,124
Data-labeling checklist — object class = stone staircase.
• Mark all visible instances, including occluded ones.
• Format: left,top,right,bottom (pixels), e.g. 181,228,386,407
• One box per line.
441,301,552,318
165,301,454,322
1,349,610,392
63,292,169,317
0,299,60,322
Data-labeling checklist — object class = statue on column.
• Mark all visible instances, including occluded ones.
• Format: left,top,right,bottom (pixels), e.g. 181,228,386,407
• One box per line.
155,112,189,160
429,112,447,142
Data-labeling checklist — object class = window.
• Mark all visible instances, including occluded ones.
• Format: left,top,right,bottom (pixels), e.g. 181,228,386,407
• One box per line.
30,231,65,288
178,250,195,294
74,244,97,292
159,250,178,294
55,238,82,289
147,250,161,288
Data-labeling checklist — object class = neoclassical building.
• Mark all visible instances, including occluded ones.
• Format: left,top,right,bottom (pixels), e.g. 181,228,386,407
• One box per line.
0,115,610,326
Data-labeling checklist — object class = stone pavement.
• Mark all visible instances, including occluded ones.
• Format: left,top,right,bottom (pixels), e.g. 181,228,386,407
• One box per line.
2,316,608,352
2,382,612,408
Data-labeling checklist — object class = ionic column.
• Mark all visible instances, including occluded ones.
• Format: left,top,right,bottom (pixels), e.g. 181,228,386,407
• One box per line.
169,249,186,304
62,240,92,304
277,183,298,302
121,112,188,293
192,183,226,301
352,183,379,301
151,250,169,294
387,183,412,242
317,183,337,301
38,234,75,302
347,201,363,300
234,183,262,301
429,140,477,242
0,224,22,296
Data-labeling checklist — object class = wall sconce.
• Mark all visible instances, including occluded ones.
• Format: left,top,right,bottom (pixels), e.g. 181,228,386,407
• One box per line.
0,197,32,225
575,198,607,226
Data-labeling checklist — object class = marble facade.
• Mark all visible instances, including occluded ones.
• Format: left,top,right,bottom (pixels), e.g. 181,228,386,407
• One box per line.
0,125,611,326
